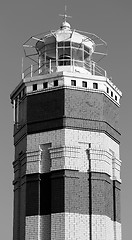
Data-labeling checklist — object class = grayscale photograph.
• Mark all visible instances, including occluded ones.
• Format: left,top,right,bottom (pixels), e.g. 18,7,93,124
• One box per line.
0,0,131,239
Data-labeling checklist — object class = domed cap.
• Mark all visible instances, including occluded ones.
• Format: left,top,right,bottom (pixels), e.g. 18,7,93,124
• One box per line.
60,20,71,30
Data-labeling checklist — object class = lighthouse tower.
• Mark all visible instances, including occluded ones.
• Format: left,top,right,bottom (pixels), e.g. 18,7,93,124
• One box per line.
10,16,122,240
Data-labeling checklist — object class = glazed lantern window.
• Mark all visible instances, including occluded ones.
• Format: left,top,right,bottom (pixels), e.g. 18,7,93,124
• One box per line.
58,41,71,66
23,20,107,76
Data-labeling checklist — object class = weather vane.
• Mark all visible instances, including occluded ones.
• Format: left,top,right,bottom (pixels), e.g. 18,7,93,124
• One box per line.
59,3,72,22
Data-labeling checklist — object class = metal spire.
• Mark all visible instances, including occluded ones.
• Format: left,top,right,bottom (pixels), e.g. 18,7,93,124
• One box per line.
59,3,72,22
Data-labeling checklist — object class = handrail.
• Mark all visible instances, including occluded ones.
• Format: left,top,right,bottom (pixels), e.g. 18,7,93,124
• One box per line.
22,59,107,79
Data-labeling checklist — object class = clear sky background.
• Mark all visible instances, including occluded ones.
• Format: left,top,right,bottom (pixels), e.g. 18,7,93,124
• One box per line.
0,0,131,239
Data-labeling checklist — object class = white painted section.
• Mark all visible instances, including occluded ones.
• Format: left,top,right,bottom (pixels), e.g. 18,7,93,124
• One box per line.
39,143,51,173
26,150,41,174
88,148,112,176
50,146,80,171
112,157,122,181
26,85,32,93
64,129,120,159
25,214,121,240
51,213,120,240
25,215,51,240
27,129,121,181
40,215,51,240
92,215,114,240
37,83,43,91
50,145,112,176
51,213,89,240
51,213,65,240
114,221,122,240
25,216,40,240
23,71,121,105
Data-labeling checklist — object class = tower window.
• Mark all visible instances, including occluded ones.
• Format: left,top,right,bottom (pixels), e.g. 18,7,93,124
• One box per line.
33,84,37,91
89,143,91,149
71,80,76,86
93,82,98,89
82,81,87,88
107,87,109,93
43,82,48,89
111,91,113,97
115,95,117,101
54,80,58,86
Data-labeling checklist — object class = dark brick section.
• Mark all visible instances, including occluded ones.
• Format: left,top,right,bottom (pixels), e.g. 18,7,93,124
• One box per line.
40,173,51,215
92,174,113,220
103,95,119,131
113,180,121,223
25,171,121,223
27,89,64,124
26,174,40,216
65,171,81,213
25,88,120,143
27,118,64,135
26,171,65,216
64,89,120,132
51,172,64,213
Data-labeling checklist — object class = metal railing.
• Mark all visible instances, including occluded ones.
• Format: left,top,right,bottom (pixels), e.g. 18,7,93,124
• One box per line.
22,59,107,79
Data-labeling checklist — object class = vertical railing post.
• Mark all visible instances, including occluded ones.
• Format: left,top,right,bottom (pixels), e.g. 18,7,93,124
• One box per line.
92,62,95,75
49,59,51,73
90,61,92,74
82,44,84,68
39,57,41,74
31,65,33,77
56,42,58,68
73,59,75,72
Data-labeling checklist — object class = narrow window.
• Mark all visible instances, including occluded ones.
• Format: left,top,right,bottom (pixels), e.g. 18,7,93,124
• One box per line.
82,81,87,88
33,84,37,91
43,82,48,89
93,82,98,89
71,80,76,86
54,80,58,86
107,87,109,93
89,143,91,149
115,95,117,101
111,91,113,97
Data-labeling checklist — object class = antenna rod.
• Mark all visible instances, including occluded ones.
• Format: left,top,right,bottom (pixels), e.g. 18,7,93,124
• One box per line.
59,2,72,22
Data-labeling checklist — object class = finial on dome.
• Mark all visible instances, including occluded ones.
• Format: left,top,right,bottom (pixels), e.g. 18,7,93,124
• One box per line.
59,4,72,29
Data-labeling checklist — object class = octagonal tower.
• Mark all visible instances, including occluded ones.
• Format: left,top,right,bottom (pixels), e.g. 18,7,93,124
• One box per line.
11,17,122,240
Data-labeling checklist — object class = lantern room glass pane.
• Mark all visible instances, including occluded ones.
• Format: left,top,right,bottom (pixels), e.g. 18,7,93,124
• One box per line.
58,42,63,47
72,48,83,61
72,42,82,48
45,43,56,59
58,41,70,47
58,47,71,65
58,48,70,57
84,46,90,60
65,41,70,47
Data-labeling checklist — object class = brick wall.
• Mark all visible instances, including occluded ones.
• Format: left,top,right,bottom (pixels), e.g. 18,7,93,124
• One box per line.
25,88,120,143
64,88,119,131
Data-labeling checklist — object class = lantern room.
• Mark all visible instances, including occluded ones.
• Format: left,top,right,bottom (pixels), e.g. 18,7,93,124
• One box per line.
23,20,107,77
35,20,95,74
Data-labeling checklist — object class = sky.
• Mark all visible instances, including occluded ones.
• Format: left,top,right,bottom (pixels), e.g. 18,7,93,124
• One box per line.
0,0,131,239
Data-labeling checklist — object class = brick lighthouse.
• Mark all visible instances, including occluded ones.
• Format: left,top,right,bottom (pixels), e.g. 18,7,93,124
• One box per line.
10,14,122,240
